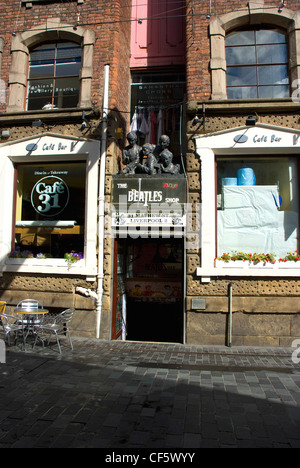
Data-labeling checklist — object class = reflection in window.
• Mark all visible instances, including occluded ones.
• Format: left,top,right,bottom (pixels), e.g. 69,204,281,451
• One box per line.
27,42,82,110
216,157,298,258
15,162,85,258
225,28,289,99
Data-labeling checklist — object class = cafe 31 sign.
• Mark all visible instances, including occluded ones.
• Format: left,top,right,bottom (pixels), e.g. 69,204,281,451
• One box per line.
31,176,70,217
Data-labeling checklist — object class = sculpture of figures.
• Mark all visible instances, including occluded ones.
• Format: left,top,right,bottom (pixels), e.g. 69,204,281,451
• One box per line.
159,150,180,175
140,143,159,175
120,132,142,174
154,134,173,163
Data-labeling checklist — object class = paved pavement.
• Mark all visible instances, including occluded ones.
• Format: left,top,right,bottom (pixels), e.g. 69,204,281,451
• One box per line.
0,336,300,449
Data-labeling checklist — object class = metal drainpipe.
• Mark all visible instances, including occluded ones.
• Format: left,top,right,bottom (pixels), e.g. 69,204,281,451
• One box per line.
96,64,109,339
228,283,233,347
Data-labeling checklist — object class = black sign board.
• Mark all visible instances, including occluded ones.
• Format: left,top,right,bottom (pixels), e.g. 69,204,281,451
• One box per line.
112,175,187,232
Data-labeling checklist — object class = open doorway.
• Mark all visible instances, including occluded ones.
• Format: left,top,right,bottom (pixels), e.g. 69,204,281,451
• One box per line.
111,238,184,343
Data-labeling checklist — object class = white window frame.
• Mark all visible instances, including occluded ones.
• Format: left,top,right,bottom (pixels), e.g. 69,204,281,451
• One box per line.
0,133,100,278
195,123,300,282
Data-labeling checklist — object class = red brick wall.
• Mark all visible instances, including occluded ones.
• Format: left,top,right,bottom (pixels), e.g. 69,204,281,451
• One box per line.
0,0,131,116
186,0,300,102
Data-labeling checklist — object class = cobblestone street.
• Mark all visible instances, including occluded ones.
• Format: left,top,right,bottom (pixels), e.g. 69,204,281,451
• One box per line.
0,338,300,449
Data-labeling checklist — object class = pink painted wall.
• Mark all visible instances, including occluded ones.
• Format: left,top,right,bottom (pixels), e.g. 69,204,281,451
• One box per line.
130,0,186,68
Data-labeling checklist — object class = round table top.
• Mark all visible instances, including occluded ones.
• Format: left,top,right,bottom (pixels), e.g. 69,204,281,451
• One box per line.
14,307,49,315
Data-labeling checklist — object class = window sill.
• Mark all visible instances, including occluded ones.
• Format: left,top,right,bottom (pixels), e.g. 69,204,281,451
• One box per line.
196,260,300,281
2,258,96,277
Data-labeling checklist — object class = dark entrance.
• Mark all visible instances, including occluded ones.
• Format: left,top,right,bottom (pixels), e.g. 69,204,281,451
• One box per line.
112,238,184,343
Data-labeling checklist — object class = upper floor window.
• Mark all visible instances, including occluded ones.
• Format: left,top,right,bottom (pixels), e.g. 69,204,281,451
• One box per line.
225,28,289,99
27,42,82,110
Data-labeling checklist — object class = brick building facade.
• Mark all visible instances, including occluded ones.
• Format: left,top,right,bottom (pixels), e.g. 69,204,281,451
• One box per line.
0,0,300,346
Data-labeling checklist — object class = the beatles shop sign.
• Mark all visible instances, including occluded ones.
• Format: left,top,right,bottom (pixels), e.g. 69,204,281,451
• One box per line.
112,176,187,229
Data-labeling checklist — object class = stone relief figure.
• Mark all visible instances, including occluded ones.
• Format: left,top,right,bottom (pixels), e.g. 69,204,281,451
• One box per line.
139,143,160,175
120,132,181,175
159,150,180,174
154,135,173,163
120,132,142,174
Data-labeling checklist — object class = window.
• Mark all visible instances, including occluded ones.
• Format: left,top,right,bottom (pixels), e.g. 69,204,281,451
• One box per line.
27,42,82,110
15,162,85,258
225,28,289,99
216,157,298,258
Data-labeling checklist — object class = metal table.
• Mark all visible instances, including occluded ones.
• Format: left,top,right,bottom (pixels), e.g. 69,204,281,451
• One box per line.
14,307,49,346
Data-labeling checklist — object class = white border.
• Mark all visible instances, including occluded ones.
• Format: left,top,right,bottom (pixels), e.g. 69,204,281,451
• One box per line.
0,133,100,277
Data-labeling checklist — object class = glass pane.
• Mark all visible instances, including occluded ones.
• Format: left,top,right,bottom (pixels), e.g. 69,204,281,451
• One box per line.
257,44,287,64
256,28,286,44
56,60,82,77
227,66,257,87
29,64,55,79
226,30,255,46
54,77,80,107
227,86,258,99
226,46,256,65
258,85,290,98
30,46,55,62
57,44,82,60
216,157,298,258
27,96,53,111
27,79,53,100
258,65,289,85
16,162,85,258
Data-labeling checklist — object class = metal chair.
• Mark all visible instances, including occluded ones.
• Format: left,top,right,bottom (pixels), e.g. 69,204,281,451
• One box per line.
17,299,44,311
33,308,75,353
0,306,25,347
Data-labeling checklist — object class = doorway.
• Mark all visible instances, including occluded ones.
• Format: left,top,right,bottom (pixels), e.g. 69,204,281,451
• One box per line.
111,238,184,343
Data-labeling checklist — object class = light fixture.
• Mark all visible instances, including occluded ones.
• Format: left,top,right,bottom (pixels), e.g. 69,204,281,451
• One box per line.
1,130,10,138
32,119,43,127
246,115,257,126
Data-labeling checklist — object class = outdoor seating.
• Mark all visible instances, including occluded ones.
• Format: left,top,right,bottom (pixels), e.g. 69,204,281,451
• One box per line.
0,305,25,347
33,308,75,353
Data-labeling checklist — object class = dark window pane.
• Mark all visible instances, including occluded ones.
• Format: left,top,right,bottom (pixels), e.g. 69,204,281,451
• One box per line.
56,60,82,77
226,46,256,65
258,65,289,85
227,66,257,87
257,44,287,64
29,64,55,79
226,30,255,46
227,86,258,99
256,28,286,44
258,85,290,98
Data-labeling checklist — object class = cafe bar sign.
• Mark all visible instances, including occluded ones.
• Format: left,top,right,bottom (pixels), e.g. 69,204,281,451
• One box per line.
112,176,187,230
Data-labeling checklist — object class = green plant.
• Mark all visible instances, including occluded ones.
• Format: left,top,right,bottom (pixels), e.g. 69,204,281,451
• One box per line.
279,250,300,262
216,251,276,264
64,251,83,266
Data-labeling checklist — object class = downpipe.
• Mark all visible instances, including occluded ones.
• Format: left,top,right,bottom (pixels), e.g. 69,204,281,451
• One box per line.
228,283,233,347
96,64,109,339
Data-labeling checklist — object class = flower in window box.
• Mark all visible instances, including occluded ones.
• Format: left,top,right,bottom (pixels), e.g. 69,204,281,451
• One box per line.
280,251,300,262
64,251,83,267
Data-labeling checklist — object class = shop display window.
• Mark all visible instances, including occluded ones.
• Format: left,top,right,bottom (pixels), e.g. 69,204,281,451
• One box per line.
216,156,299,258
14,162,85,259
